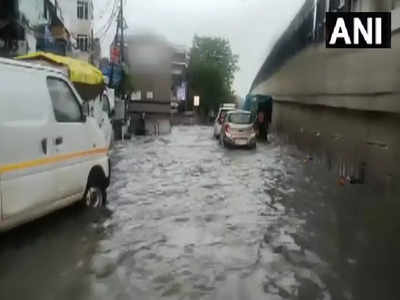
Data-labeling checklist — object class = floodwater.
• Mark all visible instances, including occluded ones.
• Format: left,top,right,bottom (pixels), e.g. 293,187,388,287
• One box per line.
1,125,399,300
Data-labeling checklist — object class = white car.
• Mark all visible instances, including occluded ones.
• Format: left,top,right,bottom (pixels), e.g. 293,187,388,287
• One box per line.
0,58,111,232
220,110,256,149
213,103,236,138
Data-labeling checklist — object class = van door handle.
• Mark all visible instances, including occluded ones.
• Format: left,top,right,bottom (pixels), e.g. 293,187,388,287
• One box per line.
41,138,47,155
55,136,63,145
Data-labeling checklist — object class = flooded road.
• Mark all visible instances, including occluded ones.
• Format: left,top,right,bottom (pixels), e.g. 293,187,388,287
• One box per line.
1,125,399,300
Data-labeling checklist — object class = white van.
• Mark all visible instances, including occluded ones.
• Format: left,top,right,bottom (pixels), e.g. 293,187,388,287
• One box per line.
0,58,111,232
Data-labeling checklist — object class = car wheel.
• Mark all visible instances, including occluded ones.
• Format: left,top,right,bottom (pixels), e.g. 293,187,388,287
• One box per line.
83,178,106,208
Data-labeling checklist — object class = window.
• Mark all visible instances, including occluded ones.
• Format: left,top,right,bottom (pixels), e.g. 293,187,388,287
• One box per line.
77,0,89,19
146,91,154,100
77,34,88,51
47,78,83,123
131,90,142,100
228,113,252,124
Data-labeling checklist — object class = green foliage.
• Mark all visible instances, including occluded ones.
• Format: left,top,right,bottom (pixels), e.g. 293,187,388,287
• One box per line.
188,35,239,112
121,72,135,95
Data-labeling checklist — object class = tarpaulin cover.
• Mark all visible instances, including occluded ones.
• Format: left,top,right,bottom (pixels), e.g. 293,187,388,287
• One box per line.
16,51,105,100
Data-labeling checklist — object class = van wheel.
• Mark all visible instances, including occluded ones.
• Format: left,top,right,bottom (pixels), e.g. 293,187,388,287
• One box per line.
84,186,106,208
83,167,108,208
83,174,107,208
84,185,106,208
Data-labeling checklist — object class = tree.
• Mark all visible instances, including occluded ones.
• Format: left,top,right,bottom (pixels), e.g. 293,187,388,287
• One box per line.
120,71,135,98
188,35,239,113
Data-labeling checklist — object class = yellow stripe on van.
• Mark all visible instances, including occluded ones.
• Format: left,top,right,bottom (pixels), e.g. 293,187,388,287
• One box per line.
0,148,108,174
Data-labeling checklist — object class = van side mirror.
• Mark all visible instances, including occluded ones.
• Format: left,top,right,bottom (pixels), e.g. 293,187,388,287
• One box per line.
82,102,89,115
81,102,89,122
110,109,115,118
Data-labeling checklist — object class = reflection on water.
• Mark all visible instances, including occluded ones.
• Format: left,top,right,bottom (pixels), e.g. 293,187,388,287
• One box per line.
272,102,400,300
0,206,110,300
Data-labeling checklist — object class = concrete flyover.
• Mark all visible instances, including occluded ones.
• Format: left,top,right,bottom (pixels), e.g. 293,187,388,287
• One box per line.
251,30,400,114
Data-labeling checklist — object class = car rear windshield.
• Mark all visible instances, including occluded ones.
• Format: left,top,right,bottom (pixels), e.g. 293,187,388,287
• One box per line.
228,113,252,124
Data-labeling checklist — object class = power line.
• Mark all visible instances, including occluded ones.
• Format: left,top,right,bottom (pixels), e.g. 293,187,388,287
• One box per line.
96,0,118,35
96,0,114,21
97,7,118,41
95,0,118,38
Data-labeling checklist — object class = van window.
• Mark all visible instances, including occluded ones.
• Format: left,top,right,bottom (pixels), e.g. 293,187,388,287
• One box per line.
47,78,83,123
102,94,111,114
0,68,46,123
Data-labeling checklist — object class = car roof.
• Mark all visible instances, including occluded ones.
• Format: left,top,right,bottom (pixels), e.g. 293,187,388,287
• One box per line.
220,103,236,109
227,109,250,115
0,57,67,77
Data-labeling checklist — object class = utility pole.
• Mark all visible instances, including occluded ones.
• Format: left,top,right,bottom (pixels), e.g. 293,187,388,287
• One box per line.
107,0,127,140
109,8,119,89
120,0,124,64
109,1,125,89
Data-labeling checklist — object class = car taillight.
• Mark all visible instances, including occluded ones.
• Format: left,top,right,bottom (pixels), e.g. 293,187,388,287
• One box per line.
224,124,231,133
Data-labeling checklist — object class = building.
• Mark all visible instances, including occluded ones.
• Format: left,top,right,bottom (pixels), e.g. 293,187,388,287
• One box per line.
171,46,189,110
0,0,70,58
56,0,95,62
126,34,188,135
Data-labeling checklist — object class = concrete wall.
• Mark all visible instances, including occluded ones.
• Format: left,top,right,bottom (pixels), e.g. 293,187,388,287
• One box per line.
57,0,93,61
272,101,400,191
128,101,171,114
145,117,171,135
57,0,93,36
350,0,395,11
393,6,400,31
128,73,172,103
129,113,171,135
18,0,47,27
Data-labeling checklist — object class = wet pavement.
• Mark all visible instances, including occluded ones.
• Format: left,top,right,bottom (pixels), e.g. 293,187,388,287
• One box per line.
1,125,399,300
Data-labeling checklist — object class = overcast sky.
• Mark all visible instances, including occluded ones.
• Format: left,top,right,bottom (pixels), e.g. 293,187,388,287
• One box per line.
94,0,304,97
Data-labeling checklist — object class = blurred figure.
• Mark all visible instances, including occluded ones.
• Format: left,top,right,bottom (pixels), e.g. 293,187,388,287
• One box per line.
208,109,215,124
255,111,268,142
